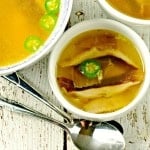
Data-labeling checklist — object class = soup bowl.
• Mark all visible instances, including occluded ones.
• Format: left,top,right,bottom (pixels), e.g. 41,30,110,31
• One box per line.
0,0,73,75
48,19,150,121
98,0,150,26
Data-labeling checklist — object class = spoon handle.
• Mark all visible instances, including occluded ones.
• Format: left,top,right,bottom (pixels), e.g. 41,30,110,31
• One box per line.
2,72,72,123
0,95,69,132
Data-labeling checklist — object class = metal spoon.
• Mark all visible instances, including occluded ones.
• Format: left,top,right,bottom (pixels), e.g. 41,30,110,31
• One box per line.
0,96,125,150
2,72,72,123
2,72,125,148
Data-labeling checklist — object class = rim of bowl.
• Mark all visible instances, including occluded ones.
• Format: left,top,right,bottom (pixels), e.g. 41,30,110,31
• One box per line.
0,0,73,75
98,0,150,26
48,19,150,121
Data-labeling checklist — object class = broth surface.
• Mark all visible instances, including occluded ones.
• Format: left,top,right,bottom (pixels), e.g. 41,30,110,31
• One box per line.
107,0,150,19
57,29,144,114
0,0,59,67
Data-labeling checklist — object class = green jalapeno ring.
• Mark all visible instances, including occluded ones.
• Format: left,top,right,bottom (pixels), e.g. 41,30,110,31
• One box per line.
24,35,43,52
39,13,57,32
45,0,60,14
79,59,102,79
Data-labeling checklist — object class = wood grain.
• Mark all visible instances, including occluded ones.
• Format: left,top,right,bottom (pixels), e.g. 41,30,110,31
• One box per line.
0,0,150,150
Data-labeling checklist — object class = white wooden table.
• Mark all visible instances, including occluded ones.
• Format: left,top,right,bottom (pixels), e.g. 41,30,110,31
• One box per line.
0,0,150,150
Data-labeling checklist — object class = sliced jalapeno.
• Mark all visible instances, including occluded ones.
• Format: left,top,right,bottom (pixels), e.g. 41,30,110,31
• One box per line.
45,0,60,14
79,59,102,79
39,13,56,32
24,36,43,52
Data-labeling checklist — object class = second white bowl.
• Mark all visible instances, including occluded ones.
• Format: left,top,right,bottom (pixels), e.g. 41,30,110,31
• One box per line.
48,19,150,121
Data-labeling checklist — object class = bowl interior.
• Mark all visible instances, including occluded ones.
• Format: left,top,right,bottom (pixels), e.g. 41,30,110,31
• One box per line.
0,0,73,75
98,0,150,26
49,19,150,121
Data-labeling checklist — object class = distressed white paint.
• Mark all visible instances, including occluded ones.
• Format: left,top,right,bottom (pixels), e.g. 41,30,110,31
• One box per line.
0,0,150,150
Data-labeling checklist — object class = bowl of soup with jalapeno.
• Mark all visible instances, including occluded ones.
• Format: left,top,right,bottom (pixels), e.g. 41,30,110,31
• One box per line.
0,0,73,75
98,0,150,26
48,19,150,121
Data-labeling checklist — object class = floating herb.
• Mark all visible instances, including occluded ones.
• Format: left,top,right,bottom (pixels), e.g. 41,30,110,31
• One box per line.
45,0,60,14
79,59,102,79
24,36,43,52
39,13,57,32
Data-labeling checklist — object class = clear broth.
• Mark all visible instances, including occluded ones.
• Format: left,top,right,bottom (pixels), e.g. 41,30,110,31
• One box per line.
0,0,59,67
57,29,144,114
107,0,150,19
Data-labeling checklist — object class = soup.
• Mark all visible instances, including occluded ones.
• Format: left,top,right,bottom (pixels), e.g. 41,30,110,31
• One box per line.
56,29,144,114
106,0,150,19
0,0,60,67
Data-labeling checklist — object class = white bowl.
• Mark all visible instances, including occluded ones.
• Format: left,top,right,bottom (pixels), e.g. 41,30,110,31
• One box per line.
48,19,150,121
0,0,73,75
98,0,150,26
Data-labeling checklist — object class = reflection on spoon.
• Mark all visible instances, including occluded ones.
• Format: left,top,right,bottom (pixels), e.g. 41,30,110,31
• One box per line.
72,120,125,150
0,96,125,150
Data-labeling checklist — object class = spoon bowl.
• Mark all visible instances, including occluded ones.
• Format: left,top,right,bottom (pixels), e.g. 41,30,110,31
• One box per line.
70,120,125,150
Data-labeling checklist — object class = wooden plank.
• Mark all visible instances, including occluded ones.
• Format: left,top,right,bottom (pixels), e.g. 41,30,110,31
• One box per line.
0,0,150,150
67,0,150,150
0,59,64,150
